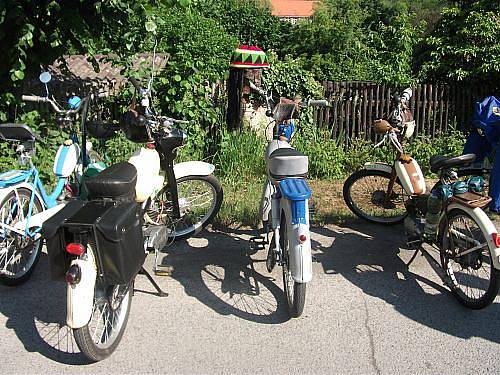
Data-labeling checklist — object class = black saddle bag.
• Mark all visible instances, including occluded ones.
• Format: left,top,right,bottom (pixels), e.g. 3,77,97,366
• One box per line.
44,199,145,285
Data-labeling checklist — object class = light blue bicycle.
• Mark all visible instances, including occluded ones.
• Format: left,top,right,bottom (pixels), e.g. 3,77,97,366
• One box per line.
0,73,107,285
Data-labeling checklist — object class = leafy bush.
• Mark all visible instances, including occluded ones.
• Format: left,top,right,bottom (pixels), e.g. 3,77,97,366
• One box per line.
418,1,500,83
262,53,323,100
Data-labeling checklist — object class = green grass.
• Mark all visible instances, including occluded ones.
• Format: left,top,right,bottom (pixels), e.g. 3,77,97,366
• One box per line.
214,177,265,228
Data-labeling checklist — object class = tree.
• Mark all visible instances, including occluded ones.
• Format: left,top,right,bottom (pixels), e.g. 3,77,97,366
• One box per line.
418,1,500,83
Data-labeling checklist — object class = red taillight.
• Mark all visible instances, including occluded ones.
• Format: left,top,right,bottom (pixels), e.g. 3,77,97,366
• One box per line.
492,233,500,248
66,243,85,256
299,234,307,243
66,264,81,285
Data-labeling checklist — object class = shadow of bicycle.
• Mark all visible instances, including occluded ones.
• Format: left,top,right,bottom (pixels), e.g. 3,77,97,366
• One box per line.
311,219,500,344
0,253,91,365
158,228,290,324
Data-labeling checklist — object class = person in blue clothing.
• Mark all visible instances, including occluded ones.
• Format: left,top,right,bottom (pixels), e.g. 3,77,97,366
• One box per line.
463,96,500,212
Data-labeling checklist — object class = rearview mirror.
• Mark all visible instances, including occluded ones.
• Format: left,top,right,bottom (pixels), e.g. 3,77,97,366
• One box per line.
39,72,52,84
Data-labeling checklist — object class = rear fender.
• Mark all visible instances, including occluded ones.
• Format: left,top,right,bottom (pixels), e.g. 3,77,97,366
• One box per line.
446,203,500,269
282,200,312,283
67,248,97,329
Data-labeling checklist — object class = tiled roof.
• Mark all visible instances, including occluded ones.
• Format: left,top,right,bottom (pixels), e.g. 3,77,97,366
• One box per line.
269,0,316,18
48,53,168,84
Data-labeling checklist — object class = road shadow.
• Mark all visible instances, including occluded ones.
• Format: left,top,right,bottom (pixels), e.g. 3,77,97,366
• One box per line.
158,228,290,324
311,220,500,343
0,253,91,365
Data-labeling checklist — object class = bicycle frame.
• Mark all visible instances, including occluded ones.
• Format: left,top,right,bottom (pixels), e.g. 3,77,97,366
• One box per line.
0,165,67,237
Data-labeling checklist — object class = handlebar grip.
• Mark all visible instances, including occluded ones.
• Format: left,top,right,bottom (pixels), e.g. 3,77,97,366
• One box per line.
308,99,329,107
22,95,44,102
129,77,142,91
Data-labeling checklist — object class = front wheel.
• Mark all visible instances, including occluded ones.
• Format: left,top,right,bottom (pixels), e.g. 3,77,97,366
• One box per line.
439,209,500,309
0,188,43,285
145,174,223,240
73,247,133,362
280,215,306,318
343,169,408,225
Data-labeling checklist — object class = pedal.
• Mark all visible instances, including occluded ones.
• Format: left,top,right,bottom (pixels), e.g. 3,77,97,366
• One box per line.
266,246,276,272
154,265,173,277
144,225,168,252
152,245,174,277
250,235,266,250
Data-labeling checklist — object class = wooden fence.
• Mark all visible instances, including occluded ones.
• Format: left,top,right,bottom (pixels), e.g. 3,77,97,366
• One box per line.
314,81,500,146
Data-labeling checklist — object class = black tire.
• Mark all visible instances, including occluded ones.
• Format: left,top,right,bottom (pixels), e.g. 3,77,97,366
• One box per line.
439,208,500,309
343,169,407,225
0,188,43,286
73,246,133,362
145,174,223,240
280,215,306,318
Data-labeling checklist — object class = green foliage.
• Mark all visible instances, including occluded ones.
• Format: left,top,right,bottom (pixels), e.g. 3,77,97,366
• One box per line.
194,0,286,50
262,53,323,99
368,13,424,86
406,128,466,175
285,0,424,85
418,1,500,82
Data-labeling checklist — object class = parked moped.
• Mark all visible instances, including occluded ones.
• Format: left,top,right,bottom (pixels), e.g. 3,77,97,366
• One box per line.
42,71,223,361
343,89,500,309
252,82,327,317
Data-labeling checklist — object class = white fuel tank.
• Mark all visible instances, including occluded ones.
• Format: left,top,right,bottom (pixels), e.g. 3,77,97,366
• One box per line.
128,147,165,202
53,141,80,177
395,158,426,195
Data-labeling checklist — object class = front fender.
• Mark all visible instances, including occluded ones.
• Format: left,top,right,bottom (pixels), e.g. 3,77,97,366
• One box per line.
173,161,215,180
447,203,500,269
0,183,44,208
363,162,393,174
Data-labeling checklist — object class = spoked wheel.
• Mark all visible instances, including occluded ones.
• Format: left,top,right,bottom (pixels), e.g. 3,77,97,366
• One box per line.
343,169,408,225
280,215,306,318
145,175,223,240
0,188,43,285
440,209,500,309
73,248,133,362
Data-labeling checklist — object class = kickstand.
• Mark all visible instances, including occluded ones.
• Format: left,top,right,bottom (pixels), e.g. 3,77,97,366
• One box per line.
139,267,168,297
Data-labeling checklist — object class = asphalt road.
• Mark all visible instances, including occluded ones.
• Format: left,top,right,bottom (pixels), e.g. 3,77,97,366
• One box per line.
1,221,499,374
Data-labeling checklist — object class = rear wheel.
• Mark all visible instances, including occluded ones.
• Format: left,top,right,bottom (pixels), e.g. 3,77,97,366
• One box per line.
73,247,133,361
440,209,500,309
145,174,223,240
0,188,43,285
280,215,306,318
343,169,407,225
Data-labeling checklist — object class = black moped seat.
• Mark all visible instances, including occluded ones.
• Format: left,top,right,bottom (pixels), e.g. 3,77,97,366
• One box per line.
429,153,476,173
85,162,137,200
0,123,37,142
